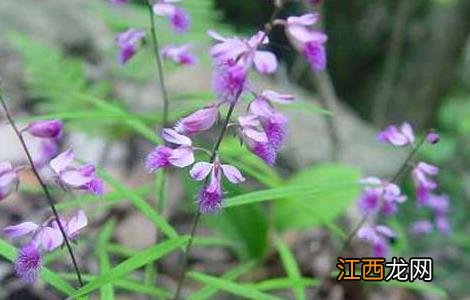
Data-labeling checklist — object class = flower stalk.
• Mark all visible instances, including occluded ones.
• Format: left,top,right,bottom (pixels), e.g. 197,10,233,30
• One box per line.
0,82,84,287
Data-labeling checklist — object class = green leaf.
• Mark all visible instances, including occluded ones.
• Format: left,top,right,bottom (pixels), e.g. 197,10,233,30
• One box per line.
99,171,179,239
73,236,189,297
97,220,116,300
275,236,306,300
0,239,76,296
188,271,283,300
60,273,171,298
274,164,361,231
248,278,319,291
189,261,256,300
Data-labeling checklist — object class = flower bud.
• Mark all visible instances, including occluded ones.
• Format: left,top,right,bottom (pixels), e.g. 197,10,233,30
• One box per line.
175,105,218,134
26,120,63,139
426,132,440,145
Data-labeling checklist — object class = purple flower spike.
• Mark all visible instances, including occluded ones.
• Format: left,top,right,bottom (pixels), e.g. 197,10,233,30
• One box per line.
410,220,433,235
115,29,146,65
190,157,245,213
50,149,105,195
0,161,19,202
15,243,42,283
426,132,440,145
153,1,191,33
26,120,63,139
162,44,197,65
377,122,415,147
175,105,219,135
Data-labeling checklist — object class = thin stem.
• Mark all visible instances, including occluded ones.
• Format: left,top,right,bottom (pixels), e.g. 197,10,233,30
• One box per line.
173,101,237,300
144,0,170,126
0,84,84,287
173,3,284,297
313,134,428,299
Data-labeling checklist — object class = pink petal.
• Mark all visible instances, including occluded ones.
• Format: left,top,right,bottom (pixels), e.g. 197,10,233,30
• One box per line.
207,30,227,42
249,98,274,118
401,122,415,143
245,129,268,143
168,147,195,168
50,149,74,174
66,210,87,238
190,162,213,181
253,51,278,74
248,31,269,47
0,161,14,175
286,13,319,26
261,90,294,104
153,3,175,16
162,128,192,146
4,222,39,238
375,225,395,239
37,227,64,251
61,170,94,187
221,164,245,183
417,162,439,175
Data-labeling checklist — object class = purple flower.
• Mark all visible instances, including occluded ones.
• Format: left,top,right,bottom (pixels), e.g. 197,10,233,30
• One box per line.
410,220,433,235
162,44,197,65
145,129,195,173
209,30,278,75
175,105,219,134
213,60,248,104
238,115,277,165
4,210,87,252
50,149,105,195
276,14,327,72
26,120,63,139
426,132,440,145
435,216,451,235
153,0,190,33
357,177,406,215
33,139,60,169
115,29,146,65
377,122,415,147
426,194,449,215
190,156,245,213
357,225,395,257
15,243,42,283
248,90,293,152
0,161,19,202
411,162,439,205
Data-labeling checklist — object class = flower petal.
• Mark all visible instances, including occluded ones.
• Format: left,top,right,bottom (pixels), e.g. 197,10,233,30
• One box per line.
50,149,74,174
66,210,88,238
169,147,195,168
253,51,278,74
261,90,294,104
190,162,213,181
4,222,39,238
61,170,94,187
221,164,245,184
36,227,64,251
162,128,192,146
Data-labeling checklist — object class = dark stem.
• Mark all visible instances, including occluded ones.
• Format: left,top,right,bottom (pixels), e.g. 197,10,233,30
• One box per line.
144,0,170,126
313,134,427,299
0,84,84,287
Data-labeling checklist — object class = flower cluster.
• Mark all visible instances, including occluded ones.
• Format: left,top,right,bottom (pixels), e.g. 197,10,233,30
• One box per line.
4,211,87,283
357,123,450,257
141,8,328,214
114,0,195,66
1,119,103,283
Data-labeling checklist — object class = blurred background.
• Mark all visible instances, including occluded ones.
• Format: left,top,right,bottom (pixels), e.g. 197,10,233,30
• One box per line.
0,0,469,299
